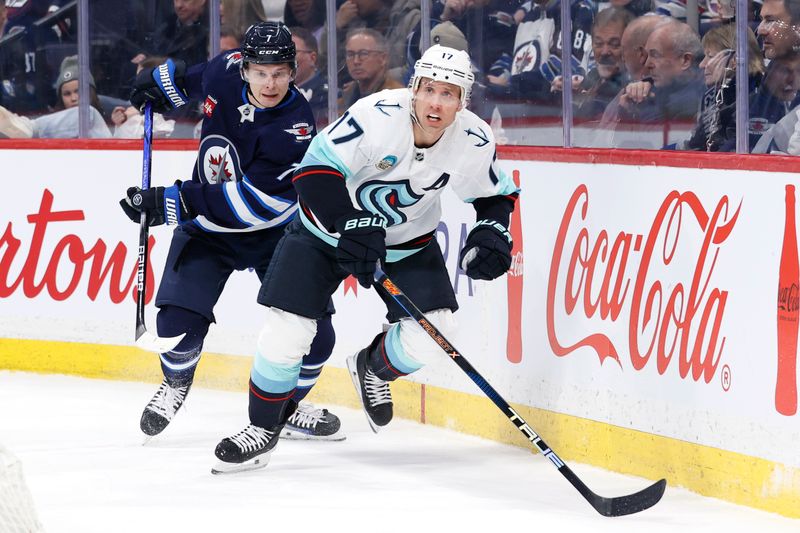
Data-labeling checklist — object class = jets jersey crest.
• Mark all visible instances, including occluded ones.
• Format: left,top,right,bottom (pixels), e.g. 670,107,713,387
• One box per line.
300,88,518,247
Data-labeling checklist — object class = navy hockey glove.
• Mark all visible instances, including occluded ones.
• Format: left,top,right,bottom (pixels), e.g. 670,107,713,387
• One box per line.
459,220,512,281
130,59,190,113
334,211,387,288
120,180,195,226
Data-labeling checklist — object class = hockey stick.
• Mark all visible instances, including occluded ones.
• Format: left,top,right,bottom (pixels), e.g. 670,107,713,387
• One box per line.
372,265,666,517
134,103,185,353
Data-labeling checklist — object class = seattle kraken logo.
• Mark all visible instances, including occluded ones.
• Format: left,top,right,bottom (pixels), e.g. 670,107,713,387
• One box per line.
356,180,422,226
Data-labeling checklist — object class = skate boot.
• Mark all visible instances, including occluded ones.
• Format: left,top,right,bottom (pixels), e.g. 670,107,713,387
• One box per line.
346,345,393,433
212,423,284,474
282,402,346,441
140,378,192,438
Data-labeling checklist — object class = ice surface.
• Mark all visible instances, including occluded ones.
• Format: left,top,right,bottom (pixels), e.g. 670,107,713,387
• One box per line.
0,372,796,532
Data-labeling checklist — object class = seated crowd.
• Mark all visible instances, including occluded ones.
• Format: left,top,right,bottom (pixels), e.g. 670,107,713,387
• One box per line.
1,0,800,153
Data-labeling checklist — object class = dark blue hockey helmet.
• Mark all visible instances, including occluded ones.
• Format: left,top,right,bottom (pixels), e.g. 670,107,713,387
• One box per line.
241,21,296,68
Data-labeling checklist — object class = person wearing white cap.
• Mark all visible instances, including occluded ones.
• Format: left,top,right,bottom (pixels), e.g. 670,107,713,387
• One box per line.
211,43,519,473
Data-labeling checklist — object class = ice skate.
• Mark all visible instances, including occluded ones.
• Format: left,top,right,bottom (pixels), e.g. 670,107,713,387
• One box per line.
346,347,393,433
282,402,345,441
212,423,283,475
140,378,192,440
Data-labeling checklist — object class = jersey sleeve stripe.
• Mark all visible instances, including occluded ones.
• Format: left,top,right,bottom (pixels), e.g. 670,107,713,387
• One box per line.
300,135,352,177
241,176,294,214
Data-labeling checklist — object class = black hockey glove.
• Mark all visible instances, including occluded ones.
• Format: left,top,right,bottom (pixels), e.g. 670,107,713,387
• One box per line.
130,58,190,113
459,220,512,281
120,180,195,227
334,211,387,288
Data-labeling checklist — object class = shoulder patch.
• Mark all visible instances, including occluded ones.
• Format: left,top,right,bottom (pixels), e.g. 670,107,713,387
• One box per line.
464,127,490,147
225,51,242,71
284,122,314,141
376,155,397,170
374,99,402,116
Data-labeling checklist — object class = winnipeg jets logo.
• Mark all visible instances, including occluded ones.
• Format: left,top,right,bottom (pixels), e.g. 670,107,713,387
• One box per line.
356,180,423,226
238,103,256,123
465,127,490,147
198,135,243,184
225,51,243,70
284,122,313,141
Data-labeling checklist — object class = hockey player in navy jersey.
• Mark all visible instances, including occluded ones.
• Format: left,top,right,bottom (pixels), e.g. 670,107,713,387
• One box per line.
211,44,520,474
119,22,344,443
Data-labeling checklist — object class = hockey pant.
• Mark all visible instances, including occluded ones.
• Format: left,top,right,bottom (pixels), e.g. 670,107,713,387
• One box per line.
249,306,456,427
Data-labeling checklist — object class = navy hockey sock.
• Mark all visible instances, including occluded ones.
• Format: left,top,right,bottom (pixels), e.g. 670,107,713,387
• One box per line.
294,314,335,402
365,332,409,382
249,379,297,428
156,306,210,386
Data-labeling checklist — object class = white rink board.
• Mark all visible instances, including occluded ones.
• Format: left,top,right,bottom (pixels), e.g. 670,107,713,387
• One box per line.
0,149,798,470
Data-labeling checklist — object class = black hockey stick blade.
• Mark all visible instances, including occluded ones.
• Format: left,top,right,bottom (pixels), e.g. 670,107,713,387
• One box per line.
372,265,667,517
582,475,666,517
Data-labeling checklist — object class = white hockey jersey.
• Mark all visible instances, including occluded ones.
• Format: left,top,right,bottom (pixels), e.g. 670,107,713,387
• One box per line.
299,88,519,260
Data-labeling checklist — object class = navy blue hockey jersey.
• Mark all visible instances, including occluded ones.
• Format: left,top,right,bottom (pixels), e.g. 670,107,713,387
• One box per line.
179,50,316,233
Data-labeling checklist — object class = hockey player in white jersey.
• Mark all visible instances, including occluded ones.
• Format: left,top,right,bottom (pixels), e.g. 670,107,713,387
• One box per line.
211,44,520,474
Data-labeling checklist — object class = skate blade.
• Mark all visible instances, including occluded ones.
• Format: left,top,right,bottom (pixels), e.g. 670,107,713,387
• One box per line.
281,429,347,441
345,355,381,434
211,453,271,475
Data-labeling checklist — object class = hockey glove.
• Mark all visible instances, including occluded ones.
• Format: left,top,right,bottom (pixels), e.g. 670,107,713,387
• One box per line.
539,54,585,84
459,220,512,281
334,211,387,288
120,180,195,227
130,58,190,113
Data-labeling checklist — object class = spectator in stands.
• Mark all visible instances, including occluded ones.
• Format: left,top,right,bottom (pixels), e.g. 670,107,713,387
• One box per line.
609,0,655,17
291,26,329,127
617,19,705,121
110,56,176,139
435,0,518,75
221,0,267,38
284,0,326,43
0,55,110,138
148,0,210,68
555,7,634,120
488,0,594,107
756,0,800,60
329,0,420,76
595,18,704,148
339,28,403,111
678,25,764,151
749,52,800,147
220,25,243,52
620,14,664,83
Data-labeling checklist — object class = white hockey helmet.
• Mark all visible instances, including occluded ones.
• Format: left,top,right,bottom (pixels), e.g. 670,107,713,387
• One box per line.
410,44,474,107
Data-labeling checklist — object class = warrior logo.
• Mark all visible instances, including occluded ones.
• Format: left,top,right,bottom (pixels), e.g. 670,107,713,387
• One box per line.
197,135,243,184
356,180,422,227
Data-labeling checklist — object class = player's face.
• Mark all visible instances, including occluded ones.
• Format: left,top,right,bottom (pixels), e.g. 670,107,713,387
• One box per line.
413,78,462,133
60,80,80,109
244,63,294,108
